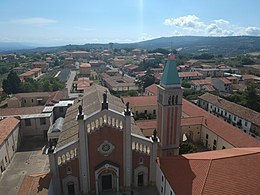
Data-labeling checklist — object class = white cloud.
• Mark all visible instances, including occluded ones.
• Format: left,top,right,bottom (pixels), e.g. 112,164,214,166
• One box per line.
206,24,234,36
213,19,230,24
163,15,205,29
244,27,260,36
11,17,57,26
163,15,258,36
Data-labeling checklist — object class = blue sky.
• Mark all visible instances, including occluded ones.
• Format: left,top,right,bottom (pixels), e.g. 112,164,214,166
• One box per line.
0,0,259,45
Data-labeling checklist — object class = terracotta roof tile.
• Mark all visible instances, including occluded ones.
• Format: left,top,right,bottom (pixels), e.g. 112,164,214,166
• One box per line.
178,71,203,78
122,96,157,107
159,147,260,195
182,98,260,147
0,106,44,117
145,84,158,95
0,117,20,145
198,92,260,126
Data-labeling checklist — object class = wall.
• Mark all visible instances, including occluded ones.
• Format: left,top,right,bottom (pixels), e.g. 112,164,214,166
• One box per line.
20,114,53,138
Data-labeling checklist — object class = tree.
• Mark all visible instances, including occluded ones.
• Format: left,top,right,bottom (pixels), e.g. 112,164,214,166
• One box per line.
2,71,21,94
243,82,260,112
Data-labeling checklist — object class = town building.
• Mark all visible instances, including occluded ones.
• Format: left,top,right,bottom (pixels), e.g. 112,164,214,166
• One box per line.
47,84,158,194
0,117,20,177
190,79,214,92
145,84,158,96
19,68,42,82
18,52,260,194
101,73,138,92
198,92,260,140
156,147,260,195
122,96,157,117
178,71,203,81
79,63,91,75
211,77,232,93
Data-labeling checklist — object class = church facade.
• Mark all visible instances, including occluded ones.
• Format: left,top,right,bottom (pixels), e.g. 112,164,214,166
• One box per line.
48,53,182,194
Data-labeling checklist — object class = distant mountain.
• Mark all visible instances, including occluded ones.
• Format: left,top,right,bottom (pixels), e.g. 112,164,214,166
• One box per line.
0,42,37,52
131,36,260,55
1,36,260,56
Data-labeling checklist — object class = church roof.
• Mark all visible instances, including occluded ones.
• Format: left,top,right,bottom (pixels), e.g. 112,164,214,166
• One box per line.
56,84,144,148
160,53,180,86
158,147,260,195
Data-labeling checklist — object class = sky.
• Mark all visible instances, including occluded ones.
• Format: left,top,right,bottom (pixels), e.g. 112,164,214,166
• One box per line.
0,0,260,46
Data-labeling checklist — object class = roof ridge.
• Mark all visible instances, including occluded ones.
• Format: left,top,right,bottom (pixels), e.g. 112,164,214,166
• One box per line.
201,159,212,195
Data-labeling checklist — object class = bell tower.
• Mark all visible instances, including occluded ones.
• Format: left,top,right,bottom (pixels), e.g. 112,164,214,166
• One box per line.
157,52,182,156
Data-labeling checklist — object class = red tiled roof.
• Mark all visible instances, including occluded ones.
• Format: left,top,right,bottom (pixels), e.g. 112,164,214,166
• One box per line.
136,119,157,130
198,92,260,126
159,147,260,195
18,172,51,195
191,79,212,86
178,71,203,78
135,117,204,131
218,77,232,84
122,96,157,107
182,99,260,147
80,63,91,68
145,84,158,95
0,117,20,145
0,106,44,117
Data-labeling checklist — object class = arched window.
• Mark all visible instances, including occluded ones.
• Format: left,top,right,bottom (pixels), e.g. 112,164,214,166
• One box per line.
172,95,175,105
175,95,178,105
168,96,171,105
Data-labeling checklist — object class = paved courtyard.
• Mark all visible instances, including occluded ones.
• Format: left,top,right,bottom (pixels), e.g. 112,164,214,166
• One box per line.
0,137,49,195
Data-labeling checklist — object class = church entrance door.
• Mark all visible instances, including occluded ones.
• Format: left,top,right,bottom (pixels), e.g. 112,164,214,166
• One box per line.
102,174,112,190
138,173,144,186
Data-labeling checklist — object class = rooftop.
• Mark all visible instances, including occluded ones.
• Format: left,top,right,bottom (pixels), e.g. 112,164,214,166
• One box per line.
56,84,144,148
158,147,260,195
160,53,180,86
0,106,44,117
145,84,158,96
182,98,260,147
0,117,20,145
178,71,203,78
198,92,260,126
122,96,157,107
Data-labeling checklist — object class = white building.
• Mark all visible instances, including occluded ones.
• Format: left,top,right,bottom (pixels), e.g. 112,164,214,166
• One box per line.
0,117,20,177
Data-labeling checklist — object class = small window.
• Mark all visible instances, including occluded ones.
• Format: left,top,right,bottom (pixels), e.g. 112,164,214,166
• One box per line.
234,116,236,121
144,110,147,114
245,121,248,126
24,99,26,103
213,139,217,145
66,166,72,174
213,145,216,150
31,99,34,103
162,175,164,182
5,156,7,163
170,191,173,195
40,118,46,125
161,187,163,193
139,157,143,164
206,134,209,139
153,110,156,115
25,119,31,126
222,146,226,149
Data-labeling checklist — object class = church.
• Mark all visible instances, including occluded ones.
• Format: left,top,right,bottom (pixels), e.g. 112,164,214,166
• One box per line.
48,52,183,194
47,53,260,195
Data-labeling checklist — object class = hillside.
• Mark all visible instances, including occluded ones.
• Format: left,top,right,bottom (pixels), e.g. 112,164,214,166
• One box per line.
1,36,260,56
